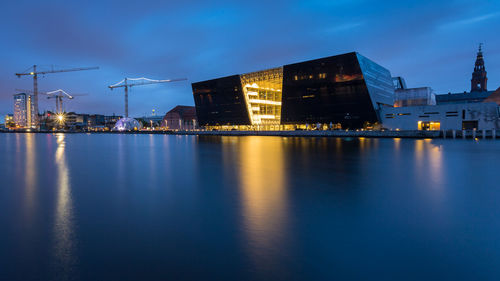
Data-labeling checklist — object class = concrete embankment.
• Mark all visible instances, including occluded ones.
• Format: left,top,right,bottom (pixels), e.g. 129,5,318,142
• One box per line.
177,130,442,138
2,129,498,139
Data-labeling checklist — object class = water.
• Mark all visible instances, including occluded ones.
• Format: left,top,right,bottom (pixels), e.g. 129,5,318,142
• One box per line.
0,133,499,281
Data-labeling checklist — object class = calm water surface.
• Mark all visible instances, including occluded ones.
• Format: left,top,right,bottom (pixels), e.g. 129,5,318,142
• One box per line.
0,133,499,280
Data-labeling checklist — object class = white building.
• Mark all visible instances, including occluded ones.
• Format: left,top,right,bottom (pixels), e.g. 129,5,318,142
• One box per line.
381,102,500,131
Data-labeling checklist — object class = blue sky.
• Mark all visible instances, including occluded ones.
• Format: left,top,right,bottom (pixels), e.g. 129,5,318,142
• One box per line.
1,0,499,120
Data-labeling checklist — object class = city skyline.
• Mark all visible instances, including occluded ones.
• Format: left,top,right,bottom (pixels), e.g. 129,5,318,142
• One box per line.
1,0,499,121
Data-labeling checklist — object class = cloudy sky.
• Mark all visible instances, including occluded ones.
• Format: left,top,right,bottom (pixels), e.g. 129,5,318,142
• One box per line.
0,0,499,120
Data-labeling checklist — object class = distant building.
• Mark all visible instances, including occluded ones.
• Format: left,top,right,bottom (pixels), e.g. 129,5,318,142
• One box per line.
13,93,36,128
483,88,500,106
435,45,493,105
394,87,436,107
392,76,407,90
471,44,487,92
38,112,122,131
4,114,14,128
138,116,164,128
163,105,197,130
381,45,500,131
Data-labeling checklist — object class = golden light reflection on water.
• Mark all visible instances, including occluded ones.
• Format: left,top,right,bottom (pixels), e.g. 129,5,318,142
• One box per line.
53,134,76,273
235,136,288,262
414,139,444,191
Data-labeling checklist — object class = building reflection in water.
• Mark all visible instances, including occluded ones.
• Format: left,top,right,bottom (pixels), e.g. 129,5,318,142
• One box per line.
234,136,289,269
414,139,444,194
53,134,76,275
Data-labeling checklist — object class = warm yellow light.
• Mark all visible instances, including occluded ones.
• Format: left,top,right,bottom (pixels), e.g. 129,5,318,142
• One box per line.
30,72,34,75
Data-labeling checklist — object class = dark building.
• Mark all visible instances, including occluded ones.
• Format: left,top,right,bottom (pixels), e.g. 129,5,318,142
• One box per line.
471,44,487,92
192,52,394,129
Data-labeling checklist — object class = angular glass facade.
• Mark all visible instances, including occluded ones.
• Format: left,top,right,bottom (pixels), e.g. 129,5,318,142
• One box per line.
281,52,393,128
240,67,283,126
192,75,249,126
192,52,395,129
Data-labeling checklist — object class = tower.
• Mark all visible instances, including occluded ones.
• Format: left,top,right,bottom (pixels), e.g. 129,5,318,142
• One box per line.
471,44,487,92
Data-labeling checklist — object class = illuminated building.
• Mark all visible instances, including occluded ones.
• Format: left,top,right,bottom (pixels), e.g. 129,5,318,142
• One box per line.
113,117,142,131
13,93,36,128
192,52,394,130
4,114,14,128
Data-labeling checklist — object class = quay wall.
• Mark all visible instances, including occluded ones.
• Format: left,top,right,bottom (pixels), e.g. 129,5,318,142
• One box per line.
4,129,498,139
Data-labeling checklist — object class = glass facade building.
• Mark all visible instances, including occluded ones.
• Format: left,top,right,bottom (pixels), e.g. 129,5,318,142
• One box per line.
192,52,394,129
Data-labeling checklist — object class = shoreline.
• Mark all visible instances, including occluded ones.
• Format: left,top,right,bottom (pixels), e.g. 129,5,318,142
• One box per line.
1,129,497,139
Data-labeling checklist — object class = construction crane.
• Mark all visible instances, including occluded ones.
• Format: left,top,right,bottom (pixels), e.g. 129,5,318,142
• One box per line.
15,65,99,126
46,89,88,114
108,77,187,118
16,88,87,114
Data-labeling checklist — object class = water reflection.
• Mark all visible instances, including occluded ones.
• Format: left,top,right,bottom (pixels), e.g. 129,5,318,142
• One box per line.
235,137,289,268
53,134,76,277
24,134,36,218
414,139,444,201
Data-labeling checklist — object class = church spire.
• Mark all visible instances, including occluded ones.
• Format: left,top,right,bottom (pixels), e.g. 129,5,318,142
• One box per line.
471,43,487,92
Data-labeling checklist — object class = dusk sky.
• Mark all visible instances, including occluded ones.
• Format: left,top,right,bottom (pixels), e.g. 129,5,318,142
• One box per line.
1,0,499,120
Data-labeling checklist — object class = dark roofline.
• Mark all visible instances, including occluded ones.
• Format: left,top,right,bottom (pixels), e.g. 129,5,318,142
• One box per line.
192,51,377,84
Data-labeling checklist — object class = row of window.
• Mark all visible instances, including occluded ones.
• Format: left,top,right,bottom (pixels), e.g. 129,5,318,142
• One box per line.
293,73,328,81
385,111,464,119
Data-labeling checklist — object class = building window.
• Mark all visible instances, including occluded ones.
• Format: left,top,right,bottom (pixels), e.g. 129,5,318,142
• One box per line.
418,121,440,131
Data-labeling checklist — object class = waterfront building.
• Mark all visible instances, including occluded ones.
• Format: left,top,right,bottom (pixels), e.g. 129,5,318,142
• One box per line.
382,46,500,131
435,91,494,105
394,87,436,107
192,52,394,130
4,114,14,128
113,117,143,131
13,93,36,128
381,103,500,131
138,116,164,128
162,105,197,130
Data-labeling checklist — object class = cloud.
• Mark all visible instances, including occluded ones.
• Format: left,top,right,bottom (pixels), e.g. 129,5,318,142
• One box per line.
0,0,499,117
439,12,500,29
